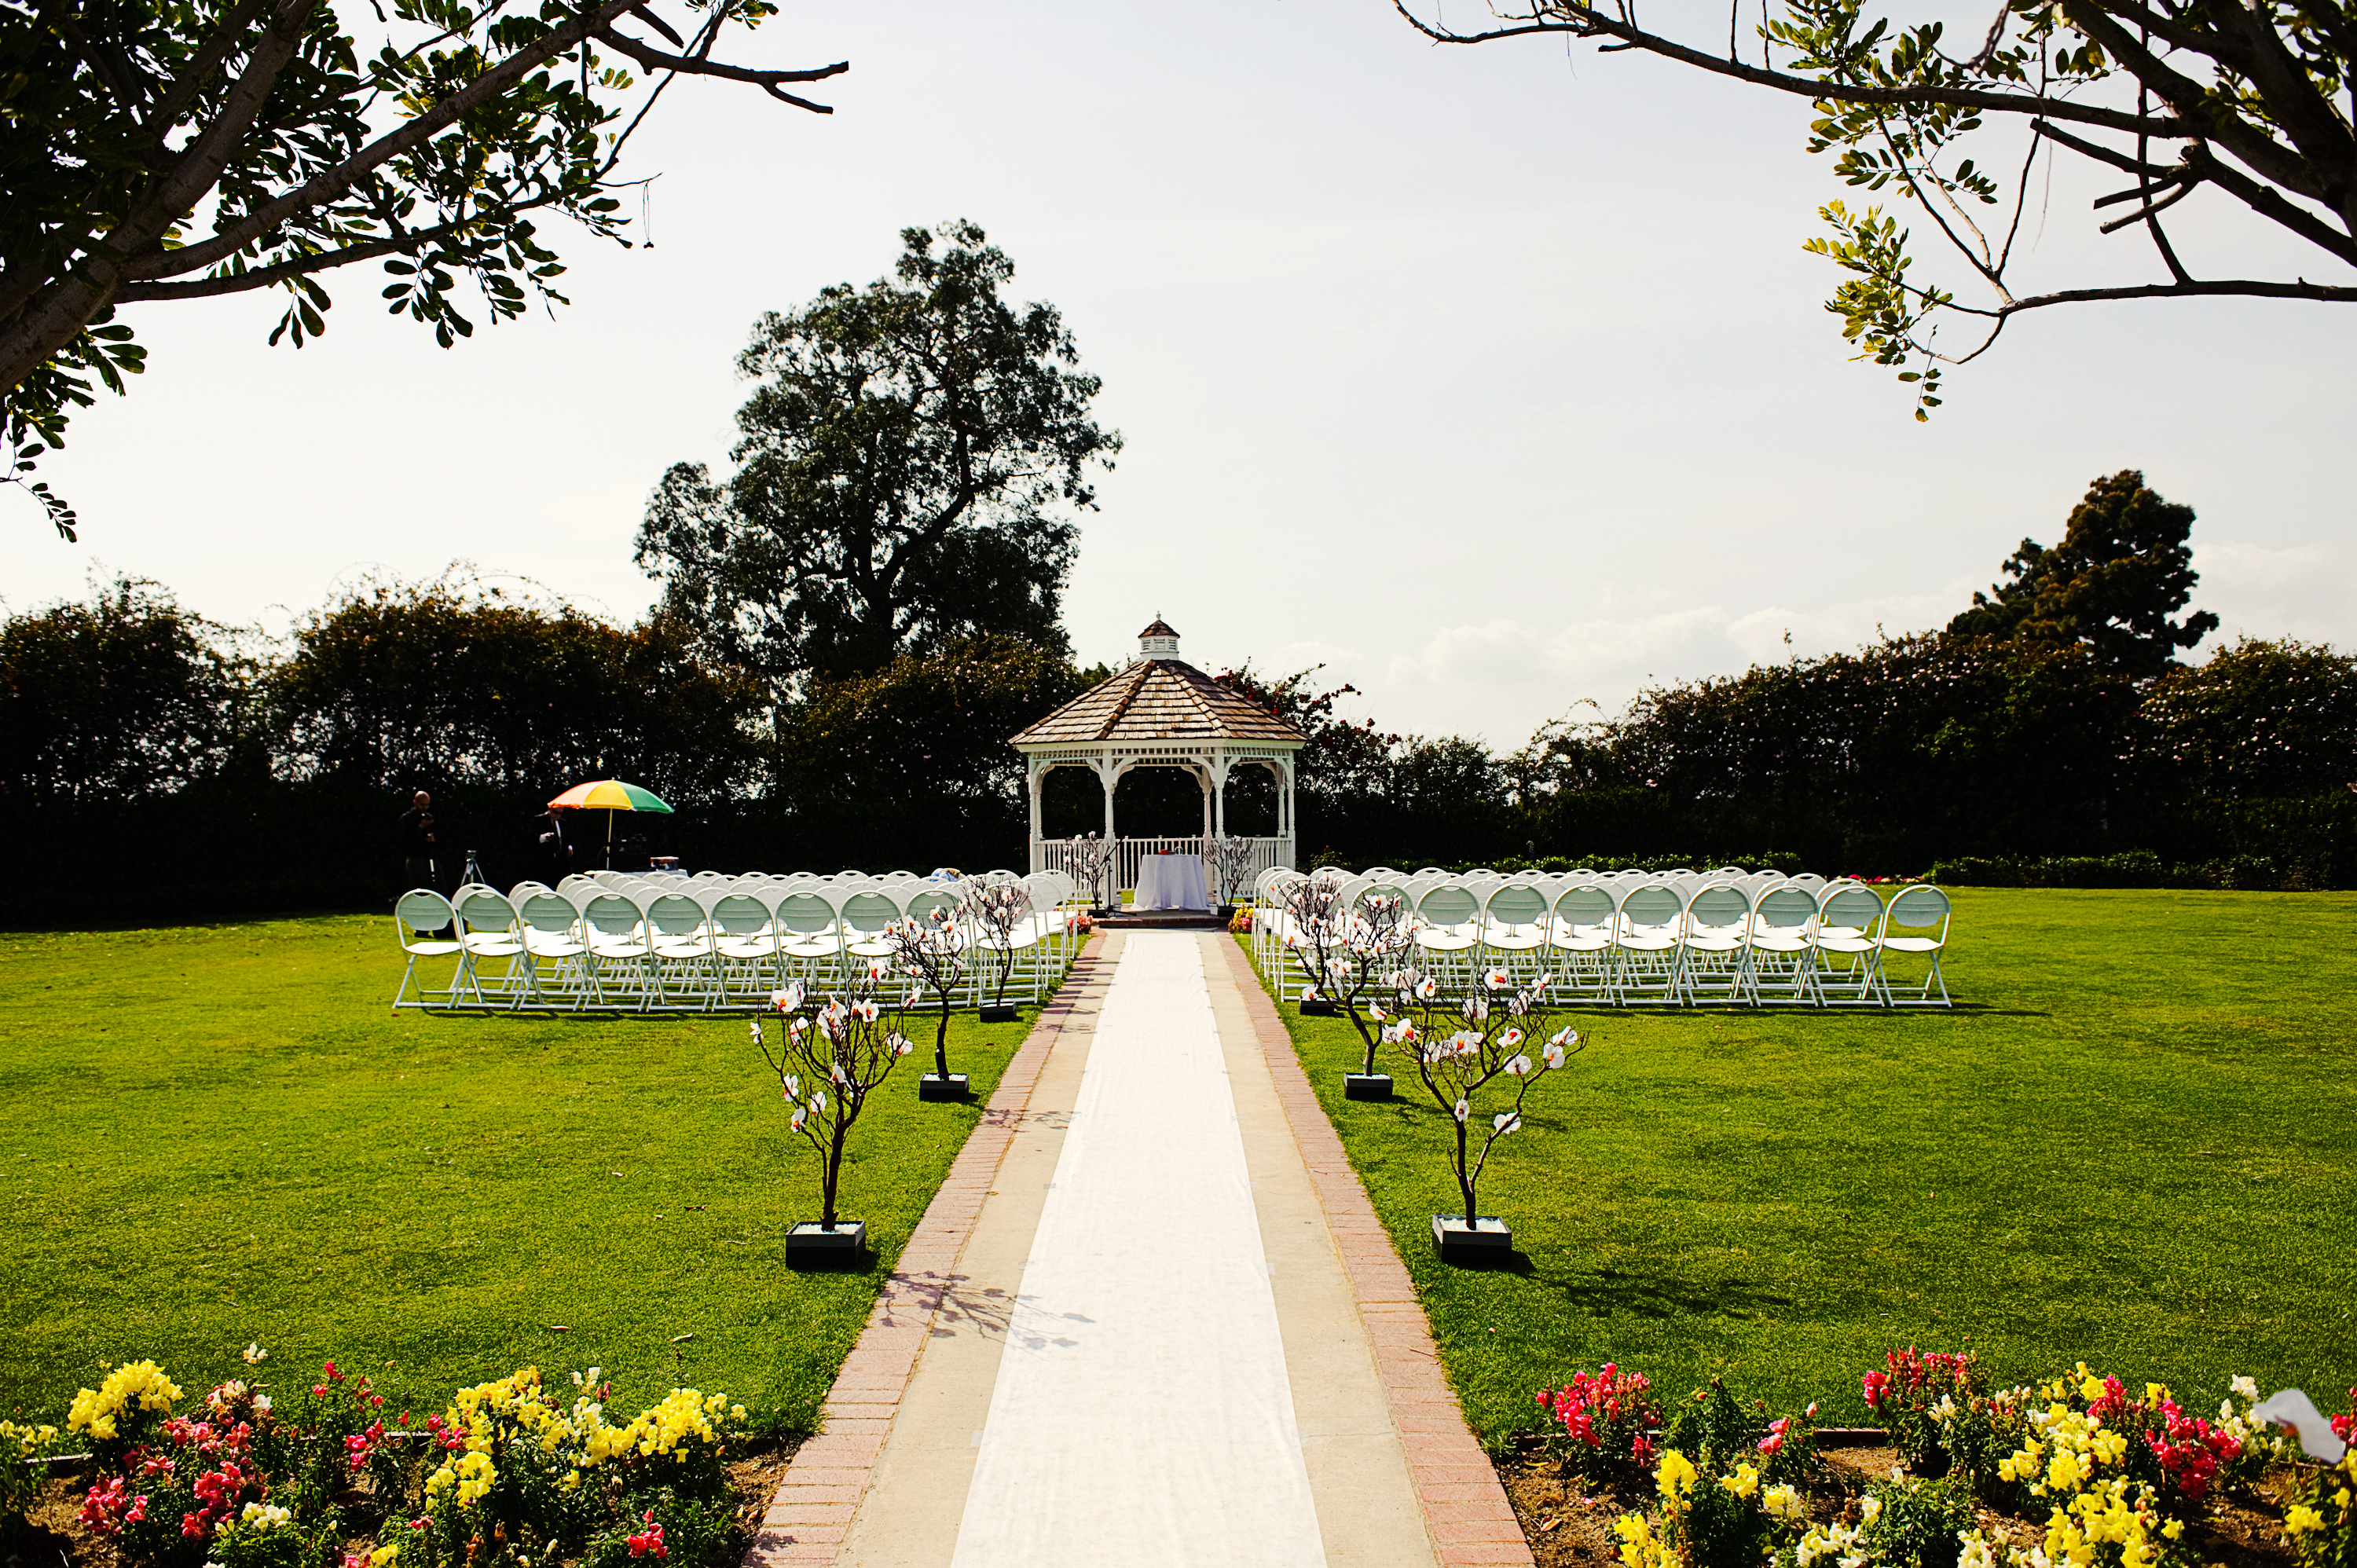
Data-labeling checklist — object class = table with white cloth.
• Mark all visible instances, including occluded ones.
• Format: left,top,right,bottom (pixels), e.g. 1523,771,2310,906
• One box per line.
1132,853,1210,911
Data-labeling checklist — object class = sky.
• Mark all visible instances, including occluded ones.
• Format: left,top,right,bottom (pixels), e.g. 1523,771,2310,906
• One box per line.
8,0,2353,748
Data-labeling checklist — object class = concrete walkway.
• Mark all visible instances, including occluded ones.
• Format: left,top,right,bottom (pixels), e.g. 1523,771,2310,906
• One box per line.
747,932,1533,1568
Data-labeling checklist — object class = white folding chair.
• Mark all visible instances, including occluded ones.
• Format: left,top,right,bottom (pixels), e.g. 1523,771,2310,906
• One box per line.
1678,884,1754,1006
452,886,529,1007
392,890,466,1009
1479,883,1552,984
1410,885,1482,988
581,893,655,1010
710,893,780,1003
1611,882,1685,1006
1878,885,1952,1007
1547,885,1617,1004
1746,885,1820,1006
647,892,720,1011
1812,885,1889,1007
517,889,593,1009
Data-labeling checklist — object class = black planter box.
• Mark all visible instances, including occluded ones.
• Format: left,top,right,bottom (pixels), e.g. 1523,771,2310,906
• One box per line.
918,1073,970,1101
1431,1213,1513,1262
977,1005,1020,1024
786,1220,867,1266
1343,1073,1393,1101
1299,999,1338,1017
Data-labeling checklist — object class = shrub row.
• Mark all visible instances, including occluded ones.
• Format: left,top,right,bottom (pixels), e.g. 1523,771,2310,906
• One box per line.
1927,852,2335,892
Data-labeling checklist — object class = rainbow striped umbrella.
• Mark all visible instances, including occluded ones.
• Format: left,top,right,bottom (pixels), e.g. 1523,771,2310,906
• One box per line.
548,779,673,868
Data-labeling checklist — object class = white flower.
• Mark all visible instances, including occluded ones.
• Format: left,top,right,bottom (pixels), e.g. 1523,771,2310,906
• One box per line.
1765,1483,1806,1522
783,1074,798,1097
1367,1003,1387,1022
1461,996,1489,1020
747,1019,763,1042
1492,1111,1521,1134
242,1343,267,1366
790,1108,806,1132
852,999,880,1021
1452,1098,1470,1122
812,1090,827,1114
1416,977,1439,999
1859,1495,1882,1526
894,1038,915,1056
1531,973,1552,991
1484,968,1509,990
772,983,805,1012
251,1394,271,1415
1500,1028,1523,1047
830,1062,849,1083
1542,1042,1566,1069
2231,1374,2259,1402
1502,1054,1532,1076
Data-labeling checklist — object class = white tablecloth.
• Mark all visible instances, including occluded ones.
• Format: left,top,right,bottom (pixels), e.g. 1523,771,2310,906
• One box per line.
1133,853,1210,911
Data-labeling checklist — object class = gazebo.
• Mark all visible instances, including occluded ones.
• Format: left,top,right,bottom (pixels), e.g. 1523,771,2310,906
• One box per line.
1011,618,1307,892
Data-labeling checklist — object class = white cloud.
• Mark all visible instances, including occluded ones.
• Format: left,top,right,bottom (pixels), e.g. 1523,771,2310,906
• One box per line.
2193,540,2350,648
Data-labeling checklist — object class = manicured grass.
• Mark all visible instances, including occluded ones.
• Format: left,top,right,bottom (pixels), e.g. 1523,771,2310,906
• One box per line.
0,914,1044,1434
1249,890,2357,1442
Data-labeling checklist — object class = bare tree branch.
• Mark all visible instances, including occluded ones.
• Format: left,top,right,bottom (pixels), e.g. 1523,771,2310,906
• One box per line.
1390,0,2187,138
590,25,847,110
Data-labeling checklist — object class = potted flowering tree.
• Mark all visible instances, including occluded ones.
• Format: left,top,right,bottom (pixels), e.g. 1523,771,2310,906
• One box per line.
1380,966,1582,1261
1201,834,1259,921
1277,879,1419,1098
889,908,972,1099
751,974,917,1263
960,878,1034,1024
1064,833,1116,914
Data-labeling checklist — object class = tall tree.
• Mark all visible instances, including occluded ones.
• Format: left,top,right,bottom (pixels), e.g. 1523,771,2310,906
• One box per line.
1394,0,2357,416
2,0,845,539
1948,469,2219,677
0,577,252,804
636,221,1118,687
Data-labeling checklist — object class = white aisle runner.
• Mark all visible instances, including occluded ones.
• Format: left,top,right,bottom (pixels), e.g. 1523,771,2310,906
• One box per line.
949,932,1327,1567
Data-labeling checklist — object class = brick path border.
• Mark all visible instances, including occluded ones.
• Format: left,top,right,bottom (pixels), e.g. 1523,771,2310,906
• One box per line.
1211,936,1538,1568
744,935,1109,1567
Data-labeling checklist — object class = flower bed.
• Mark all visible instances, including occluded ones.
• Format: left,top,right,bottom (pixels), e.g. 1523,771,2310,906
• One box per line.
1,1353,792,1568
1502,1353,2354,1568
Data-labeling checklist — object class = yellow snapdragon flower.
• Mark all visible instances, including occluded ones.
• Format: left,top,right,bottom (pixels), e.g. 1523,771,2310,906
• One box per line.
1655,1449,1697,1503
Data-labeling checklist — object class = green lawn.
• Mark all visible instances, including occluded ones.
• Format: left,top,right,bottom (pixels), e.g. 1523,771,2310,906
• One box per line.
1249,889,2357,1442
0,914,1043,1434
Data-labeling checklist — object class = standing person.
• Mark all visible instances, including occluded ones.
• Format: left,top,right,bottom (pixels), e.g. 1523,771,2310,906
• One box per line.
537,808,574,883
401,791,439,890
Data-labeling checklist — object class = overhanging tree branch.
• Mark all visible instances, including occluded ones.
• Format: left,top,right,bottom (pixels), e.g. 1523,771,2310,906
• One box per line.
1390,0,2188,137
1394,0,2357,417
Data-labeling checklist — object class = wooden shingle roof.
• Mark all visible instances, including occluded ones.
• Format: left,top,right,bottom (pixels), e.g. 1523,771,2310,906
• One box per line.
1011,659,1307,747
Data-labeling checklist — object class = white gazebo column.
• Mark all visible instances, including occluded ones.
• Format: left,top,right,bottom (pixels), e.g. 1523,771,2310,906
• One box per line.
1027,764,1047,871
1197,764,1213,839
1096,757,1120,841
1211,757,1232,838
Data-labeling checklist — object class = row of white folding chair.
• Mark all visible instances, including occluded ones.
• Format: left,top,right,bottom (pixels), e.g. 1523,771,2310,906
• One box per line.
438,877,1080,1012
1251,874,1941,1009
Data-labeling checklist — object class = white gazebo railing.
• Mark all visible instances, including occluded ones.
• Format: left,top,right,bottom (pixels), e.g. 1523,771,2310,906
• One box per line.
1032,834,1295,895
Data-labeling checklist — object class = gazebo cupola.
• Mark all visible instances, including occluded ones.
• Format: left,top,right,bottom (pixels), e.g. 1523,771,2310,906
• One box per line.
1010,617,1307,891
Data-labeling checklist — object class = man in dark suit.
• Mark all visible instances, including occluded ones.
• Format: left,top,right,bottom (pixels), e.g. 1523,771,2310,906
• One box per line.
537,809,575,882
401,791,438,889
